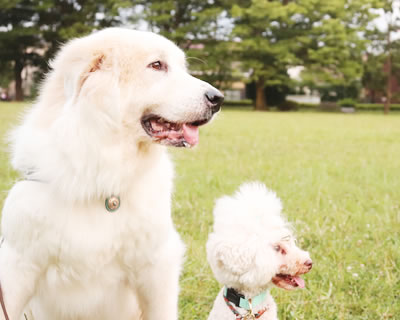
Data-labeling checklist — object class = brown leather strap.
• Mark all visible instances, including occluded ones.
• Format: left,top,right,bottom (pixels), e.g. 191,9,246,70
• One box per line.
0,283,10,320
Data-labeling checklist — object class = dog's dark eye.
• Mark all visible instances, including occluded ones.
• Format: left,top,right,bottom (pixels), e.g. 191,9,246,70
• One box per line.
274,245,287,255
148,61,167,71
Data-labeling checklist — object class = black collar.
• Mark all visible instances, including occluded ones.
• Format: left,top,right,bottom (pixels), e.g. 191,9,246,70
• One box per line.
224,287,245,308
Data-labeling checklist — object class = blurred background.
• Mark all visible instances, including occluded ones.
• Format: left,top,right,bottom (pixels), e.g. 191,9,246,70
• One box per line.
0,0,399,113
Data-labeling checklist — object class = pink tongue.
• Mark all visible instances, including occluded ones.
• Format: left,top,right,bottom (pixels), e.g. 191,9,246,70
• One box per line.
294,276,305,288
182,124,199,146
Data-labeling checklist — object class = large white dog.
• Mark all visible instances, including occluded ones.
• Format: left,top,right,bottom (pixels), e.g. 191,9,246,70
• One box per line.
0,28,223,320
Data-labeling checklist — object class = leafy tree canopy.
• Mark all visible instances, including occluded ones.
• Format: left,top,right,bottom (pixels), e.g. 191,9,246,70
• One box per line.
0,0,123,100
230,0,381,109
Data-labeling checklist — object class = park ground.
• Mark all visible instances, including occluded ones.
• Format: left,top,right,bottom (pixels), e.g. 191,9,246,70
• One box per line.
0,102,399,319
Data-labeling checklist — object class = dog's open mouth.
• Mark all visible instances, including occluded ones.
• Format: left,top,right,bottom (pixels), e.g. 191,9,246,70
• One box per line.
272,274,305,290
141,114,209,147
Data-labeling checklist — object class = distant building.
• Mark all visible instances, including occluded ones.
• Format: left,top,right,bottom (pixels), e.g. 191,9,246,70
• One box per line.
286,66,320,105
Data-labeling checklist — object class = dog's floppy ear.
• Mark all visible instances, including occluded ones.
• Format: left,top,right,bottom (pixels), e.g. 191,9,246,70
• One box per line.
208,239,255,276
217,244,254,275
208,238,280,287
64,52,107,103
78,53,105,95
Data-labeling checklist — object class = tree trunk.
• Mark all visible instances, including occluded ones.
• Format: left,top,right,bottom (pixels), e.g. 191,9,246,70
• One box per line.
14,59,24,101
384,29,391,115
255,77,268,111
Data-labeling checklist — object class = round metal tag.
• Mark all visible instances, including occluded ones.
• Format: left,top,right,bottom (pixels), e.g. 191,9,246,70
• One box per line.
105,195,120,212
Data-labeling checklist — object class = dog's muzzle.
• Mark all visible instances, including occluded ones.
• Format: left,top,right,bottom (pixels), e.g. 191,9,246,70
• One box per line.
205,88,224,115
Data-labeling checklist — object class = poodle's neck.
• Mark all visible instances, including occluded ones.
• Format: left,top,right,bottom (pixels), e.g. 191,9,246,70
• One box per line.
229,284,272,300
224,287,268,309
221,287,277,320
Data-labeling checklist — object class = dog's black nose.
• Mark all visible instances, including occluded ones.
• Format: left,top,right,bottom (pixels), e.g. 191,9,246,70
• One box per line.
205,89,224,114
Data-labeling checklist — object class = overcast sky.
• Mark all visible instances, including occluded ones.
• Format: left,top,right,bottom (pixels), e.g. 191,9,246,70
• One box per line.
372,2,400,39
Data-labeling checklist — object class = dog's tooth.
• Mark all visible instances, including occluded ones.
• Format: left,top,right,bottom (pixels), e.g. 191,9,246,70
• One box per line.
183,141,191,148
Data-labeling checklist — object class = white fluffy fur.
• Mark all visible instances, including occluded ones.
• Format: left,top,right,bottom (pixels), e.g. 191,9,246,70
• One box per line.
207,182,312,320
0,28,220,320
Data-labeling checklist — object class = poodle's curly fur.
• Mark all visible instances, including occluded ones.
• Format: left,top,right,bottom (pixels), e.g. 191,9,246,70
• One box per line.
207,182,312,320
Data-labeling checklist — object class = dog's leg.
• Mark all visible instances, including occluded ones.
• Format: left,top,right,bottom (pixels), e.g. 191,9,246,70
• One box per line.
136,262,181,320
0,241,42,320
135,238,185,320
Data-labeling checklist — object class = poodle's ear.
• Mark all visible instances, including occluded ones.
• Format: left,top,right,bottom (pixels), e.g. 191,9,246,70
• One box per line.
208,239,255,276
63,52,107,103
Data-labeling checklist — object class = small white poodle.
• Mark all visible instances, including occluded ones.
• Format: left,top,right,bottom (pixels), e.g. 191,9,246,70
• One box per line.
207,182,312,320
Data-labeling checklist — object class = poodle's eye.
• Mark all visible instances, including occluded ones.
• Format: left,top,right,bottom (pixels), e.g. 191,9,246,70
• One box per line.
148,61,167,71
274,245,287,255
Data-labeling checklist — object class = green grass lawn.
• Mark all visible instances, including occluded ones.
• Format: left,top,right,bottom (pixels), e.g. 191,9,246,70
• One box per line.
0,102,27,205
1,102,399,319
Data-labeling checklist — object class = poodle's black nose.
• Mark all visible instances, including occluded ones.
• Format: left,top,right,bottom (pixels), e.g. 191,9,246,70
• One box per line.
205,88,224,114
304,259,313,270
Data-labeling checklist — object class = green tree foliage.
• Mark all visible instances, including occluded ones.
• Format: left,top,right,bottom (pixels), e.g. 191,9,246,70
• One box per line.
140,0,220,47
0,0,122,100
0,0,395,107
304,0,378,85
371,0,400,113
231,0,379,110
36,0,123,66
136,0,235,88
231,0,304,110
363,39,400,110
0,0,43,100
362,0,400,113
362,53,387,102
0,61,14,91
